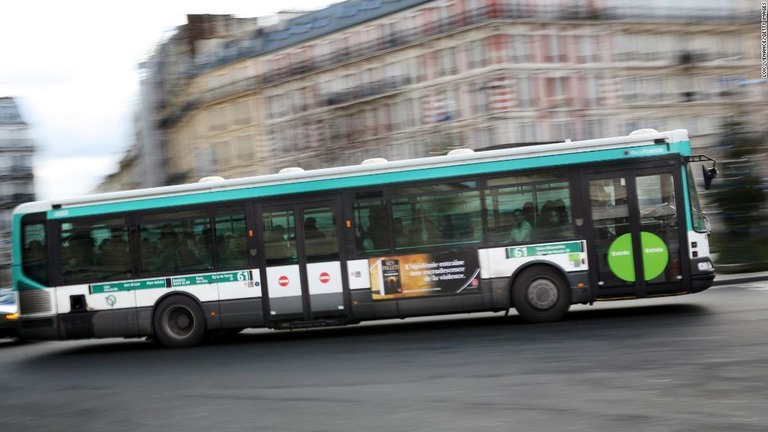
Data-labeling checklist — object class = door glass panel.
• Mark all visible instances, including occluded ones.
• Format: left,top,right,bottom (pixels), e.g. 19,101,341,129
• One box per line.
302,205,338,262
637,174,678,284
263,209,297,265
590,177,632,286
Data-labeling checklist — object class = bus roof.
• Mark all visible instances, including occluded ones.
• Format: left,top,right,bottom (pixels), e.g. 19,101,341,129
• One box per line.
15,129,691,218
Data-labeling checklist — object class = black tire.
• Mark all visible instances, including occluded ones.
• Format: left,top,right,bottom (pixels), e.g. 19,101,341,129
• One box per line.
512,266,571,323
153,296,206,348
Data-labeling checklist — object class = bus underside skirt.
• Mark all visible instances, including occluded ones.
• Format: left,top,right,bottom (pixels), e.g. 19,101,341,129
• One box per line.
565,271,591,304
489,270,590,307
219,298,265,329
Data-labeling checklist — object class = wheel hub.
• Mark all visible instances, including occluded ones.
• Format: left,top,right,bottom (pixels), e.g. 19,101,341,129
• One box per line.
527,278,559,310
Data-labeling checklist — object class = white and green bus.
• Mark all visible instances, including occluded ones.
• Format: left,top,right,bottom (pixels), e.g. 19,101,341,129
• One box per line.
12,129,717,347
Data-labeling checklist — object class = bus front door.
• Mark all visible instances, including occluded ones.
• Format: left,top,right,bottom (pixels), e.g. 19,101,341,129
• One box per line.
586,166,685,299
259,201,346,324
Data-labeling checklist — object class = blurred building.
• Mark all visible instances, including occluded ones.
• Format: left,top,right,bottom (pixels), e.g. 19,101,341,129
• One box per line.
100,0,764,190
98,14,264,192
0,97,36,286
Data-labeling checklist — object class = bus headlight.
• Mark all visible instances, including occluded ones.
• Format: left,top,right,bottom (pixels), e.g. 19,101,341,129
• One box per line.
697,261,714,271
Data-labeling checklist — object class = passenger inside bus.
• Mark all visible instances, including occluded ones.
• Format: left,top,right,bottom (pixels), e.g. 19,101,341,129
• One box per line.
97,228,130,278
265,225,293,264
522,201,536,226
365,205,391,250
154,224,182,272
507,209,532,243
535,200,572,240
62,232,96,281
303,217,325,240
219,231,249,268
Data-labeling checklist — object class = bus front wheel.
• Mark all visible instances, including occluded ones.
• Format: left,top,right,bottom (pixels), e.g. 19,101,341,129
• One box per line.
512,267,570,323
153,296,206,348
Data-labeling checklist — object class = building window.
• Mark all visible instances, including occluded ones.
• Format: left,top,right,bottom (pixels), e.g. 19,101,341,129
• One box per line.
234,100,250,125
546,35,567,63
544,77,571,108
511,35,533,63
207,107,227,131
518,76,534,108
437,47,457,77
236,135,253,160
466,39,485,70
215,140,231,168
577,36,600,63
195,148,215,178
489,35,507,64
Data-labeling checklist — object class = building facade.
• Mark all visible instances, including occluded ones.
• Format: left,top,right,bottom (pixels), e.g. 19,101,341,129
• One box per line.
105,0,764,190
0,97,36,286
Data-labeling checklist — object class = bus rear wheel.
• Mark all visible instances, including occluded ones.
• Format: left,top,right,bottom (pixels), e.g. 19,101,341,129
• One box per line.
153,296,206,348
512,267,570,323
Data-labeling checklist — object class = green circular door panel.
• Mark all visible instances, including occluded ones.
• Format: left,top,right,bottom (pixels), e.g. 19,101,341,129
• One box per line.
640,231,669,281
607,233,635,282
607,232,669,282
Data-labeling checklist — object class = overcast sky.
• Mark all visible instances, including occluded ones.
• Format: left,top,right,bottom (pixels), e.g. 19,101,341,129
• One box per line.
0,0,335,201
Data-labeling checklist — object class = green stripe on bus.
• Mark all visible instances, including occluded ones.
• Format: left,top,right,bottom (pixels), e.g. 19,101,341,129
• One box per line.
90,271,251,293
171,271,251,287
91,278,167,294
506,241,584,258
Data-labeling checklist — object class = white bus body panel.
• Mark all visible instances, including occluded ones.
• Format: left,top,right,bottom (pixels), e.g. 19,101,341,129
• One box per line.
480,240,589,279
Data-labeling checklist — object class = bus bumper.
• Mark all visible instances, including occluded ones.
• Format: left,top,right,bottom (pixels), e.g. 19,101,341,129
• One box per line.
690,257,716,293
17,317,60,340
18,308,149,341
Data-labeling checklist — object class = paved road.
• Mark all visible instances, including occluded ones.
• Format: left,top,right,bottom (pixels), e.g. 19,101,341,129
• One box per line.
1,281,767,431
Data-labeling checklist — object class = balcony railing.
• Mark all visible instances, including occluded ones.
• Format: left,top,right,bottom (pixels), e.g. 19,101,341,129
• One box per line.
259,5,750,86
0,166,34,178
326,75,412,106
0,139,34,151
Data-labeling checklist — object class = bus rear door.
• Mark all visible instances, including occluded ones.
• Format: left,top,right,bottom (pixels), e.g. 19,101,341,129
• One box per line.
585,164,686,299
258,200,347,325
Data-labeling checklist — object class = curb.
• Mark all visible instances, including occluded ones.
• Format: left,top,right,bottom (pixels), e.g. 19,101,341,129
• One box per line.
712,272,768,286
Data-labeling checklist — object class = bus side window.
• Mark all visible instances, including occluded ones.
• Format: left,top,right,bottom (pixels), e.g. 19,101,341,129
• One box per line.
21,217,48,285
485,173,574,244
534,199,574,241
485,188,534,244
216,207,249,270
354,200,391,253
61,230,96,283
95,227,131,280
139,209,209,275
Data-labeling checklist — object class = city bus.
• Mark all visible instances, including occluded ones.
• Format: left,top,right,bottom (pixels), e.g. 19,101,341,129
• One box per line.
12,128,717,347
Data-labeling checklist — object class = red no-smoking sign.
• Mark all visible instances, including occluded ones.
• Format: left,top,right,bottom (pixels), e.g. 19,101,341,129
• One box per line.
319,272,331,284
278,275,290,287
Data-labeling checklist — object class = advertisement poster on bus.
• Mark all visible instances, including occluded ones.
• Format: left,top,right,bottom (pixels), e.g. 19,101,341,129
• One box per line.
368,251,480,300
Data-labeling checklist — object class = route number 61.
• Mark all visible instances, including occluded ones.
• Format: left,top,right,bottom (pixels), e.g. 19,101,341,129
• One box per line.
510,247,528,258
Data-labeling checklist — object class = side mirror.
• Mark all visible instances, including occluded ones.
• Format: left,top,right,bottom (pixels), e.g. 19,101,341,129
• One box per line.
702,163,718,190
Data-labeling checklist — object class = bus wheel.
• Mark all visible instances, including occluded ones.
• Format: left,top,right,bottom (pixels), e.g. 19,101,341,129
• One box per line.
512,267,570,323
153,296,206,348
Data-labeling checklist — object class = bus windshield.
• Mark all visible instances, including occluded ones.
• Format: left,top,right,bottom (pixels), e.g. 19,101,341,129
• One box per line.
687,166,709,233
